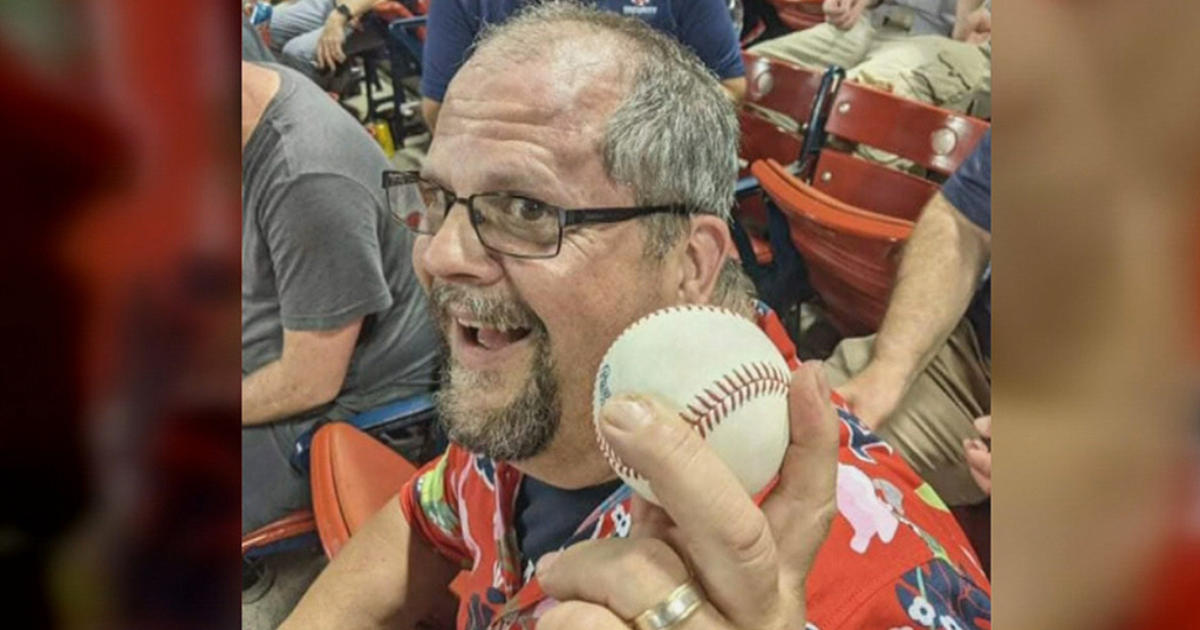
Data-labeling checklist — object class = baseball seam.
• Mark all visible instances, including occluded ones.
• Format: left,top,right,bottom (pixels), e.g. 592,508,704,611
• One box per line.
598,360,790,482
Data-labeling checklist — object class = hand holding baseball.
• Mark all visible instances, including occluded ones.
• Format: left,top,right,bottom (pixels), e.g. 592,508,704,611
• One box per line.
535,361,840,630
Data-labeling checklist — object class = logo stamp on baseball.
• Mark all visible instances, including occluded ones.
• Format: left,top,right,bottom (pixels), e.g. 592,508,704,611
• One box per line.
592,305,791,505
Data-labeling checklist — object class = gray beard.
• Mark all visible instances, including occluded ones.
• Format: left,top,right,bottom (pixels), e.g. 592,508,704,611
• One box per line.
434,327,562,462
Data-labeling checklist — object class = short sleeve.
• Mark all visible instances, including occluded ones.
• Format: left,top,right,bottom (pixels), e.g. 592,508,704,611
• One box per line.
941,130,991,232
675,0,745,80
398,447,472,566
420,0,479,102
263,173,392,330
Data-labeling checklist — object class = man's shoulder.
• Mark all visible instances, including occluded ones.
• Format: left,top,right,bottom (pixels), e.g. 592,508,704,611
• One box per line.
252,67,389,187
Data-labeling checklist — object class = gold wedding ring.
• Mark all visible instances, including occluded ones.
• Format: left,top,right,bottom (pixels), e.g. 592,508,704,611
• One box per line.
630,579,704,630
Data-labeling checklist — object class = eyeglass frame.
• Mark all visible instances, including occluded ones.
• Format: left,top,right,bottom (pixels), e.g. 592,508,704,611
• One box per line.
382,169,692,259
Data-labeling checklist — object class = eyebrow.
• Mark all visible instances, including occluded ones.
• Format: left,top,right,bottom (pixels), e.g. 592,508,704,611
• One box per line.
419,166,558,203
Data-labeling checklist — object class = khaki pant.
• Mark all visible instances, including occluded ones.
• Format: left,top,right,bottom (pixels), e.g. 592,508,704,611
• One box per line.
749,17,991,167
823,319,991,506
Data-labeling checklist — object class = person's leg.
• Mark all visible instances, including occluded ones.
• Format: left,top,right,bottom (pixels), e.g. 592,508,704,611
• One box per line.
823,319,991,506
748,16,875,75
268,0,337,54
242,417,320,534
851,34,990,112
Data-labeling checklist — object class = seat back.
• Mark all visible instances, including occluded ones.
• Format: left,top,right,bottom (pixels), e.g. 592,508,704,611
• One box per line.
738,108,804,177
310,422,419,558
822,80,990,176
809,149,938,222
766,0,826,31
742,52,824,125
752,158,914,335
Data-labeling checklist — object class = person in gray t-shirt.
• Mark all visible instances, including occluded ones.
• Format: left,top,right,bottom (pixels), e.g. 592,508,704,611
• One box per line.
241,61,439,534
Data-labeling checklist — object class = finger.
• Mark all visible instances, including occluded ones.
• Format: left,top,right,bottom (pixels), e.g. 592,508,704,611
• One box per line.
333,42,346,64
536,537,725,626
973,415,991,439
598,396,780,626
536,600,627,630
964,441,991,495
761,362,839,579
316,44,328,70
629,493,673,541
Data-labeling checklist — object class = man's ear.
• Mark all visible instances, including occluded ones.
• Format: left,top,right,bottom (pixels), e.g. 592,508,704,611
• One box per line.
678,214,733,303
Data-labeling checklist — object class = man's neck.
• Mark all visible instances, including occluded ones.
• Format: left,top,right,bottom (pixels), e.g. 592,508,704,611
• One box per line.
508,415,619,489
242,62,281,148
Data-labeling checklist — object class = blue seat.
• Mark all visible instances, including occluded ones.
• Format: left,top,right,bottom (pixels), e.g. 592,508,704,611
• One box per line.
290,391,440,474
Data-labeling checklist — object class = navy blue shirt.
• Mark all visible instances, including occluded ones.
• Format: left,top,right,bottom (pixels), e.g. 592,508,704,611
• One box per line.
941,130,991,358
420,0,746,102
514,476,623,572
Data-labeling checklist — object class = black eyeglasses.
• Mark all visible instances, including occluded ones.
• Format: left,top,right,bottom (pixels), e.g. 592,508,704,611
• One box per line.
382,170,689,258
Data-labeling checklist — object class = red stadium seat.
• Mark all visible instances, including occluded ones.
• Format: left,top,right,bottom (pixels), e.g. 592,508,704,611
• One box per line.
745,77,989,335
742,51,824,128
310,422,418,558
823,80,990,176
737,54,825,266
809,149,938,223
766,0,826,32
752,158,913,336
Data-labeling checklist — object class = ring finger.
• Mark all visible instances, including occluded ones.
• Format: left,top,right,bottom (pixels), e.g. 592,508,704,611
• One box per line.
537,537,725,627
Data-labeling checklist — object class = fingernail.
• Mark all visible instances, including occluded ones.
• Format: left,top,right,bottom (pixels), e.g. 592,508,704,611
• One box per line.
603,398,652,432
536,551,560,575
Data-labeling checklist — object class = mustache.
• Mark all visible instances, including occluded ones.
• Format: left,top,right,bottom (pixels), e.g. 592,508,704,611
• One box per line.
429,281,542,331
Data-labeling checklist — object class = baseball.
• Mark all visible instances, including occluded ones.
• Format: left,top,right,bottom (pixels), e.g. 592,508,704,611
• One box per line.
592,305,791,505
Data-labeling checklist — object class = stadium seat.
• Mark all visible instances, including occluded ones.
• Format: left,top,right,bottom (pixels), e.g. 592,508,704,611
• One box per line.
822,79,990,177
766,0,826,32
310,422,418,558
752,157,913,336
240,391,438,560
749,77,989,335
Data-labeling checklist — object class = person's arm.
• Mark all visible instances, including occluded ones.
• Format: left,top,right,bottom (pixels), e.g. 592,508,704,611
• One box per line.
246,173,394,423
419,0,477,128
242,322,361,425
316,0,379,69
280,499,460,629
837,192,990,428
676,0,746,100
721,76,747,102
421,97,441,134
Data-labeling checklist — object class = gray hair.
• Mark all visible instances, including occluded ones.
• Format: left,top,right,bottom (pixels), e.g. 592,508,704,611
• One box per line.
472,1,741,257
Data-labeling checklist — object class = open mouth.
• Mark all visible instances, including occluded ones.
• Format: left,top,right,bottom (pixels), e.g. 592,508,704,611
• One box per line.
456,318,534,351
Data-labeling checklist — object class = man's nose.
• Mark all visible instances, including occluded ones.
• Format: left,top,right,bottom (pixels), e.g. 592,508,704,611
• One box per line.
418,202,504,286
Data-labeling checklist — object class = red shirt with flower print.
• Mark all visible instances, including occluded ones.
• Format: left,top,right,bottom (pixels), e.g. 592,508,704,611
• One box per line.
398,307,992,630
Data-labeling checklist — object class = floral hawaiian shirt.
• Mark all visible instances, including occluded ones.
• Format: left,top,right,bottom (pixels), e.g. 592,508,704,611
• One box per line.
399,305,992,629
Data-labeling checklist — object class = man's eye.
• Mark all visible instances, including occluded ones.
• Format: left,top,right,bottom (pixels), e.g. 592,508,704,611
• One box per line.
513,200,552,221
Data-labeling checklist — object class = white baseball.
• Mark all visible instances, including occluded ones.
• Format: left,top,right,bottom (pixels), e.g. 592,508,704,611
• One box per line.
592,305,791,505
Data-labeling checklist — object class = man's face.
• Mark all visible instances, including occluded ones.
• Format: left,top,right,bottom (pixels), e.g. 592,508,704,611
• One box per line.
413,45,679,465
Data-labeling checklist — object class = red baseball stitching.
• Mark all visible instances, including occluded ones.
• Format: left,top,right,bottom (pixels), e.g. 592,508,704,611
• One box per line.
598,360,790,482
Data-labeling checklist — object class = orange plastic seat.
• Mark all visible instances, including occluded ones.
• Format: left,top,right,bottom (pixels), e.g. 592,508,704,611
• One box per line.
310,422,419,558
241,510,316,556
